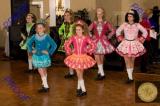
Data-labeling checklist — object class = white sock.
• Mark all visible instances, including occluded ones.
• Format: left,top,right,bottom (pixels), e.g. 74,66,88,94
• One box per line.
41,76,49,88
97,69,100,74
41,75,47,86
79,80,86,92
77,80,81,89
28,59,33,70
127,68,133,80
98,64,105,76
69,68,74,75
130,68,133,79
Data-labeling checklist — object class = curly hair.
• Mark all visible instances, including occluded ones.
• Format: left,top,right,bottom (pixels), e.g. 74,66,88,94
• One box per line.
64,9,74,22
72,21,89,36
125,9,140,23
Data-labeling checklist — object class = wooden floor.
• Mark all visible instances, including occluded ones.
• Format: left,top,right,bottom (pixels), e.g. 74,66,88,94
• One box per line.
0,59,160,106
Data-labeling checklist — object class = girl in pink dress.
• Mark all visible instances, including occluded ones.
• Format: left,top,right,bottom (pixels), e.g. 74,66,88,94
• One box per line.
64,20,96,97
89,8,115,80
116,9,148,83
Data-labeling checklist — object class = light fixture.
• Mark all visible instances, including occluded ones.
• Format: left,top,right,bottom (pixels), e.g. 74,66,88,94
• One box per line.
56,0,64,16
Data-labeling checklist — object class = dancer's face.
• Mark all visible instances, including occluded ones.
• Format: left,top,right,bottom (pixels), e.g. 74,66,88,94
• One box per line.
76,26,83,37
26,15,33,23
97,8,104,19
64,12,71,22
36,24,45,35
128,14,134,23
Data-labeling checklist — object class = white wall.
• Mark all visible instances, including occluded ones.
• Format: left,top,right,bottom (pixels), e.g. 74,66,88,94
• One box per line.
0,0,11,48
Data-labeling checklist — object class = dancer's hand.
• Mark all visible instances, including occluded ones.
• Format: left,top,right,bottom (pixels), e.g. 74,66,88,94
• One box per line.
137,37,145,43
60,36,64,41
32,50,36,54
117,35,124,42
21,34,26,40
42,50,49,55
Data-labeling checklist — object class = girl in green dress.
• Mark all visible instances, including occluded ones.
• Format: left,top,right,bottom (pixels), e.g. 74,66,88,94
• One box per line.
20,13,36,73
58,9,75,78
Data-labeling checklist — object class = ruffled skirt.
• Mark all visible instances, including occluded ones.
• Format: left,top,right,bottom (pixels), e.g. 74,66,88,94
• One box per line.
94,40,114,55
116,40,146,57
32,54,51,68
64,54,96,70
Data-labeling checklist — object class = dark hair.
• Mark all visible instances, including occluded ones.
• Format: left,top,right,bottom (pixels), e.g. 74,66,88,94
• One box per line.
125,9,139,23
152,6,160,15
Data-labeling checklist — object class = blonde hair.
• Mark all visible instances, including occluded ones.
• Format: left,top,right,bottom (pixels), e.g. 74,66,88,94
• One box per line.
64,9,74,22
26,13,37,23
94,7,106,21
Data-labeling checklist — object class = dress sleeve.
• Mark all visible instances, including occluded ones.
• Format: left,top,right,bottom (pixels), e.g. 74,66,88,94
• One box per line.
116,23,125,41
29,24,36,37
27,35,35,53
67,24,74,39
58,23,65,37
89,22,95,37
137,23,148,43
138,23,148,38
64,36,73,55
47,35,57,55
21,25,27,37
86,36,95,54
107,22,115,39
89,22,94,31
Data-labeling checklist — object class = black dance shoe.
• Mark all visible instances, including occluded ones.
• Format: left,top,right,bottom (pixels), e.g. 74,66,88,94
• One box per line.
76,89,82,95
77,91,87,97
38,87,49,93
95,75,106,80
64,73,75,79
33,69,38,74
126,79,134,84
25,69,33,74
97,73,101,77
